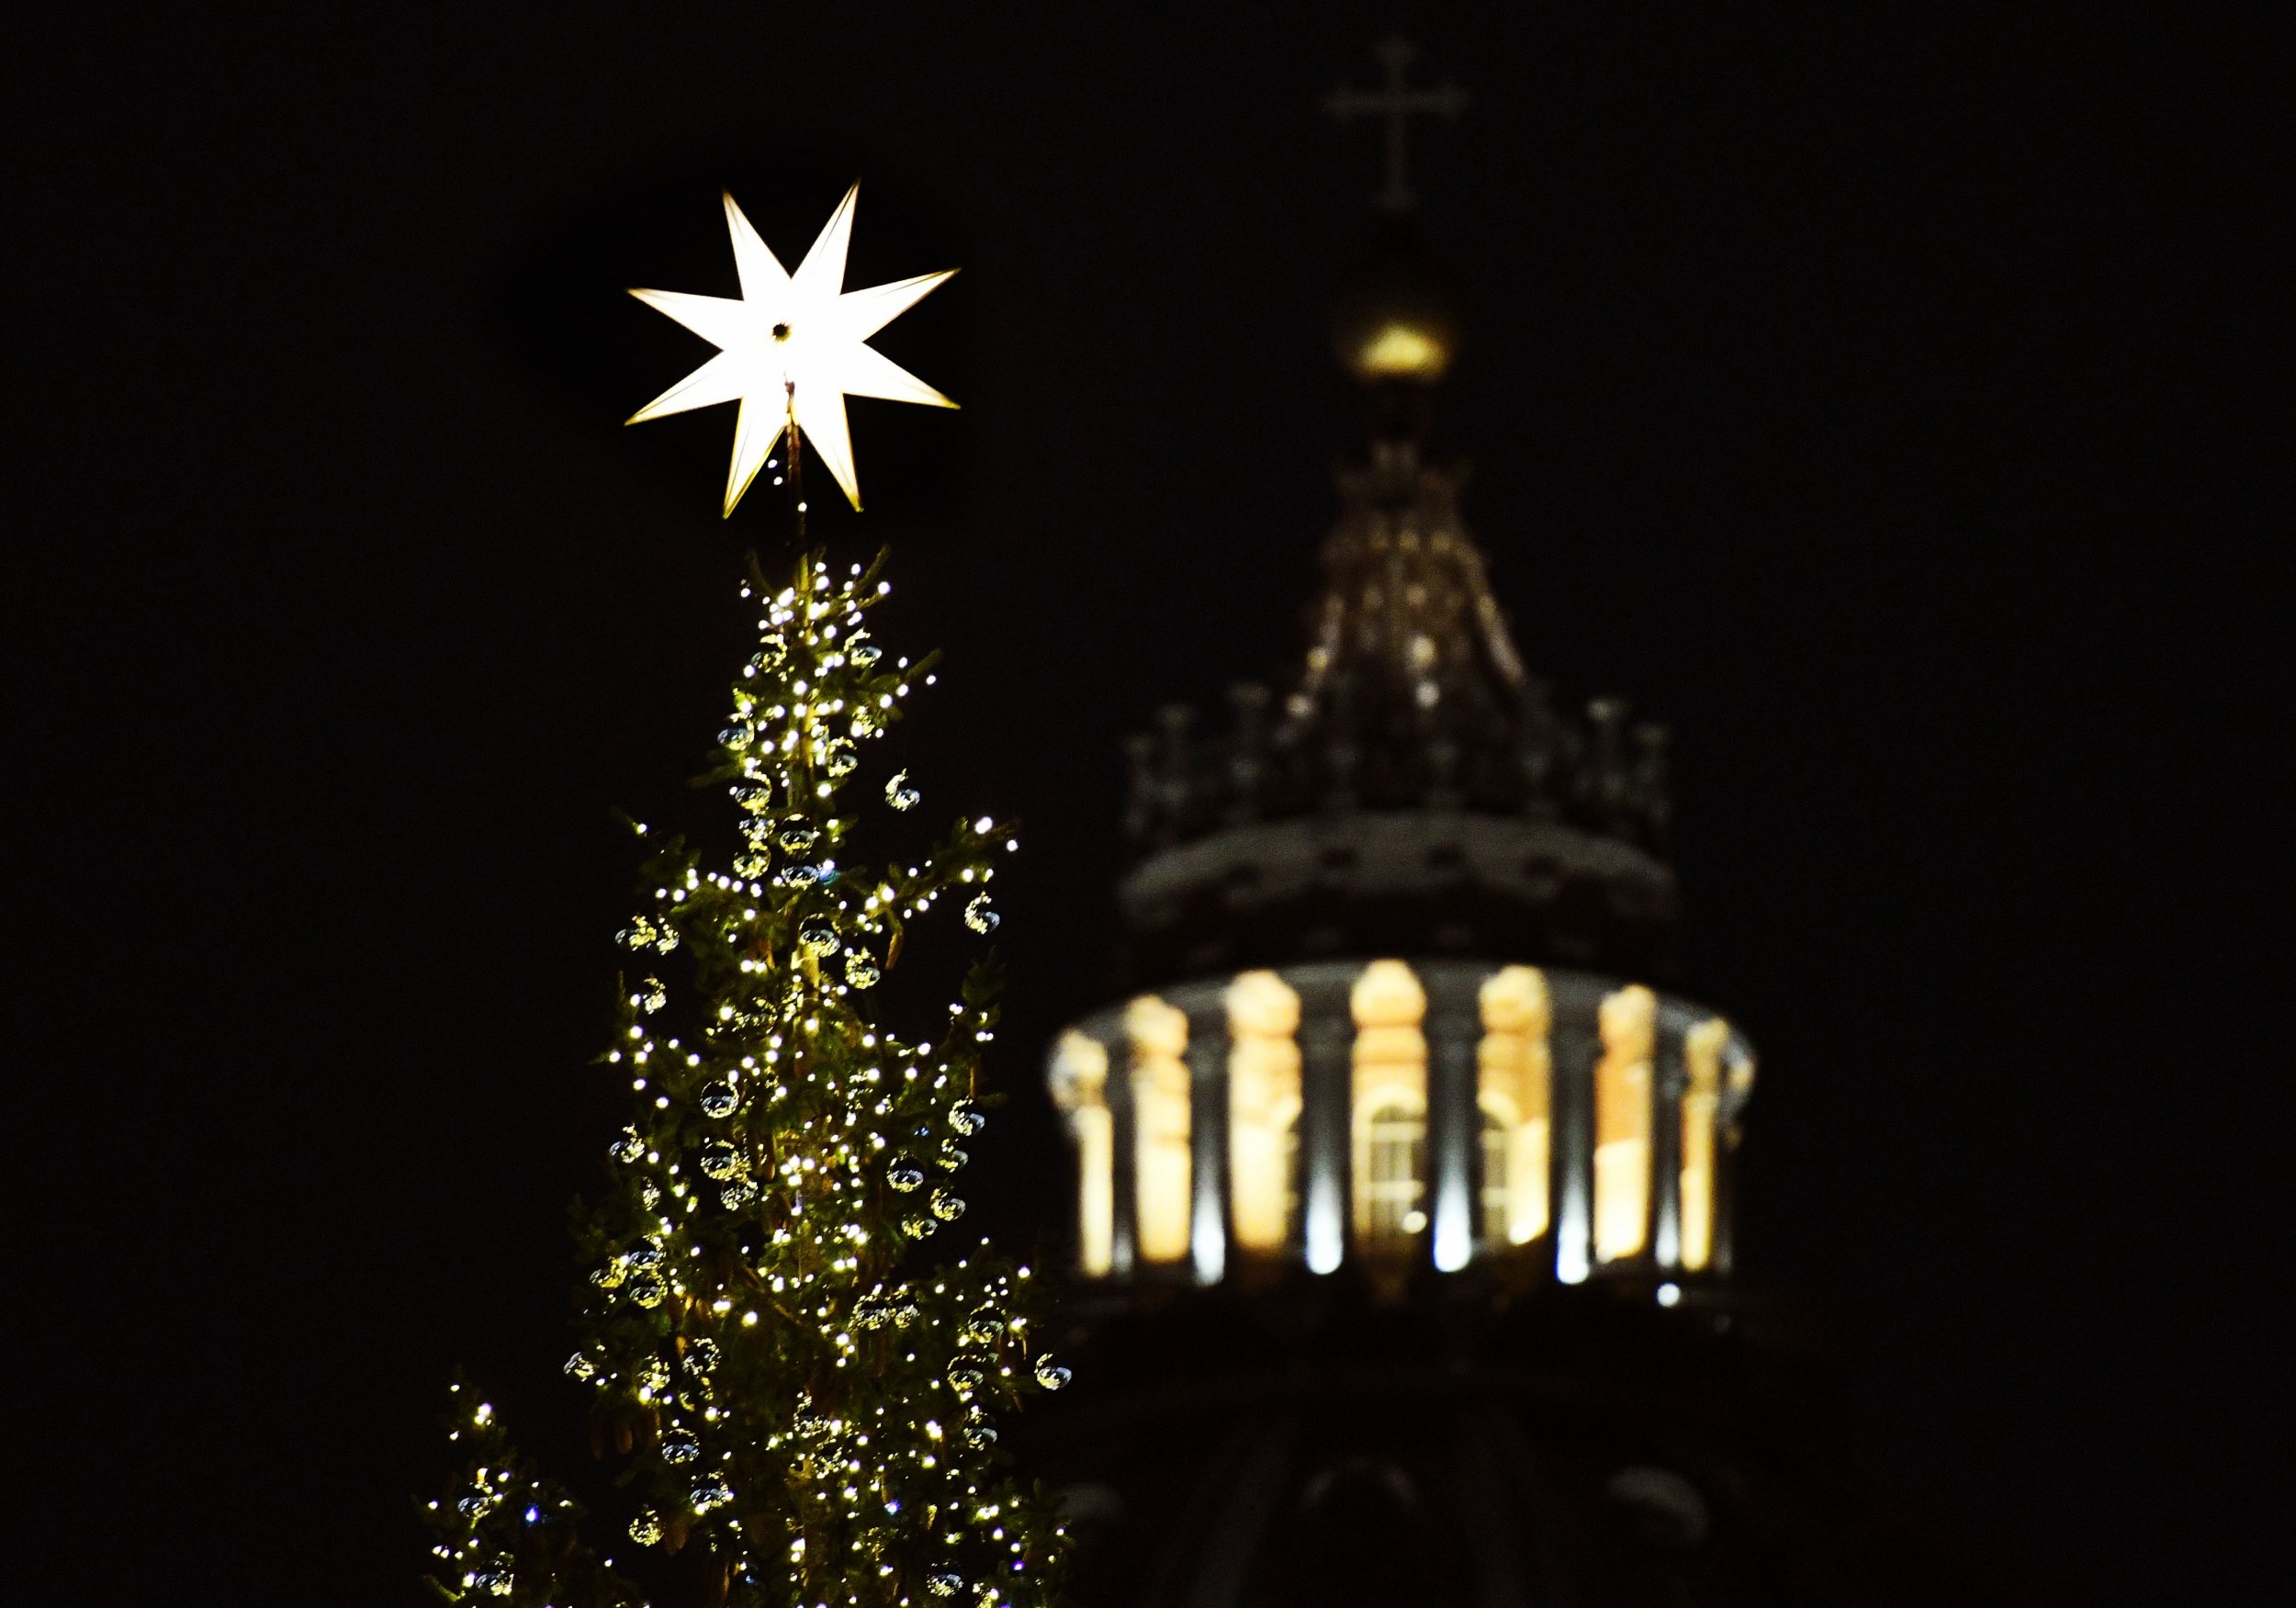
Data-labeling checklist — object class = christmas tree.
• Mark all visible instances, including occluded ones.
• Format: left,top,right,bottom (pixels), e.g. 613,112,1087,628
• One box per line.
423,547,1069,1608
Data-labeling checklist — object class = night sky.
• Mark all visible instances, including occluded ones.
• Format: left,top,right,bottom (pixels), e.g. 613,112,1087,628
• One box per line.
18,6,2284,1605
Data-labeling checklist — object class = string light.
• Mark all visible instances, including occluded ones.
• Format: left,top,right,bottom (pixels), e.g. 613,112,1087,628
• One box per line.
425,550,1065,1608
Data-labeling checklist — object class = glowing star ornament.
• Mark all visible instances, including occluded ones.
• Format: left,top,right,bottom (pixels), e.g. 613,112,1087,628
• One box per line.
628,186,956,515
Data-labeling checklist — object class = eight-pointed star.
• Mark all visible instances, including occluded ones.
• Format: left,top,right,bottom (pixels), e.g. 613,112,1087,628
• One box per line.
627,185,956,515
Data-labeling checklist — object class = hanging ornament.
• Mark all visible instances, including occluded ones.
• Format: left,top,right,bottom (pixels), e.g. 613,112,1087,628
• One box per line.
850,708,879,738
626,1272,667,1309
799,921,840,957
930,1189,966,1222
964,1303,1006,1344
636,1355,671,1394
823,737,860,776
592,1260,628,1290
902,1214,935,1239
717,723,754,750
777,823,820,854
845,953,882,989
637,1180,662,1209
564,1352,598,1381
886,772,919,811
938,1143,968,1172
625,186,959,516
629,1510,664,1546
753,635,789,670
946,1360,985,1392
660,1429,700,1465
852,1293,893,1330
887,1157,926,1191
928,1575,963,1599
1033,1355,1072,1391
850,642,882,668
698,1141,744,1181
686,1338,721,1373
964,895,998,934
962,1411,997,1448
949,1099,985,1136
689,1472,735,1512
698,1082,741,1118
718,1177,758,1210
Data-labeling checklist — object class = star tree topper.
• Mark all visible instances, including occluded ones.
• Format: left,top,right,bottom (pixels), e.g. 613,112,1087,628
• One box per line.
628,185,956,515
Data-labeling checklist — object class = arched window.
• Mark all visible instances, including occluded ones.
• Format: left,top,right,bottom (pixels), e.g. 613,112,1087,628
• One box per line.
1226,970,1302,1255
1593,984,1657,1263
1476,965,1551,1246
1124,995,1191,1265
1361,1101,1427,1241
1479,1104,1511,1245
1049,1031,1114,1276
1351,961,1427,1250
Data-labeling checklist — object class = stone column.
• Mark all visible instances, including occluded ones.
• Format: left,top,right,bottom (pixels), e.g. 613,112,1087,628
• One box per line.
1108,1015,1139,1277
1295,967,1356,1276
1548,980,1600,1285
1425,963,1482,1274
1185,991,1231,1286
1650,1017,1685,1270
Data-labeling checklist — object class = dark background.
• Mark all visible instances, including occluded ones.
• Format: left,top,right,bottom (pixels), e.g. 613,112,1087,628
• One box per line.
14,5,2287,1605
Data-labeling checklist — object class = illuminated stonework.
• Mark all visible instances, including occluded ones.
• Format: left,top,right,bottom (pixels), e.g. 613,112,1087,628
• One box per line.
1226,971,1302,1255
1046,960,1752,1287
1593,984,1657,1264
1351,961,1429,1248
1477,966,1552,1246
1124,995,1192,1265
1049,1032,1115,1276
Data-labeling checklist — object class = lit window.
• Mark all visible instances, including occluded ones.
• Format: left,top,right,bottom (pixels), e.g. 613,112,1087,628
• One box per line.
1362,1102,1427,1240
1476,965,1552,1245
1593,984,1657,1263
1226,971,1302,1254
1049,1032,1114,1276
1124,995,1191,1265
1479,1105,1510,1244
1350,961,1427,1249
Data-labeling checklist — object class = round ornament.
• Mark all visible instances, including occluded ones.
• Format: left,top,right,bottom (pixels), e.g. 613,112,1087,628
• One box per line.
930,1189,966,1222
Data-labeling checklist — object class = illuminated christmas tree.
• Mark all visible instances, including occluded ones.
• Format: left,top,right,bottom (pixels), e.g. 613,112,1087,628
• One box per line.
423,547,1069,1608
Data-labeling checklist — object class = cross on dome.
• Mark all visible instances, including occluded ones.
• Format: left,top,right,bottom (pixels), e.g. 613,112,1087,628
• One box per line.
1322,35,1470,213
